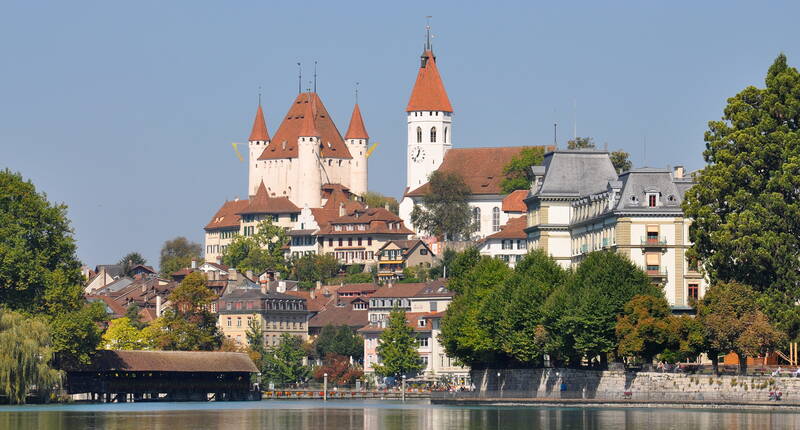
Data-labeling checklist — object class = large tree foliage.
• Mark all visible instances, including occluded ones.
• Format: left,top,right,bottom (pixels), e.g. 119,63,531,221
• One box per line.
543,251,661,367
118,252,147,277
101,317,148,350
615,295,673,364
410,171,476,240
143,272,221,351
292,253,339,288
373,309,424,378
609,150,633,173
0,309,61,404
683,54,800,337
314,324,364,360
222,219,288,274
362,191,399,215
0,169,84,315
500,146,545,193
697,282,785,374
159,236,202,276
261,333,309,386
567,137,596,149
313,354,364,385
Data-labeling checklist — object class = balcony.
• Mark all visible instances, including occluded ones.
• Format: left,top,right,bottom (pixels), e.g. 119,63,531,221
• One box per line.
646,267,668,279
641,236,667,247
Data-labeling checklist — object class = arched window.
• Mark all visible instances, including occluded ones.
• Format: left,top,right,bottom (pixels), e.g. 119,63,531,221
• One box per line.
430,127,437,143
472,207,481,230
492,207,500,232
444,127,448,143
416,127,422,143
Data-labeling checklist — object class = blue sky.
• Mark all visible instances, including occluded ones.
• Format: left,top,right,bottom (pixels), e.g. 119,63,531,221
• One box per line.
1,1,797,267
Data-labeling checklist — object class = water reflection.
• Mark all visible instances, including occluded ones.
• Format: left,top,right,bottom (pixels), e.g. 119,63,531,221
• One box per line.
0,400,797,430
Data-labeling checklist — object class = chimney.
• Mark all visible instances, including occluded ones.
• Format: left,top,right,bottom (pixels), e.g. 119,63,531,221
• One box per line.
245,270,254,280
674,165,685,179
260,281,267,295
216,256,222,264
191,259,198,269
275,271,281,281
339,202,346,217
384,202,390,211
156,295,162,317
310,289,316,300
229,268,238,281
316,280,322,290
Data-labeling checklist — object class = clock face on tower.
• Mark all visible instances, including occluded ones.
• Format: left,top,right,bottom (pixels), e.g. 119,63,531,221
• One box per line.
411,147,426,162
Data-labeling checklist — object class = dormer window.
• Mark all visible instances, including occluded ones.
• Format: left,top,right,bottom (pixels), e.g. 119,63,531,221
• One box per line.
418,319,426,327
648,194,658,208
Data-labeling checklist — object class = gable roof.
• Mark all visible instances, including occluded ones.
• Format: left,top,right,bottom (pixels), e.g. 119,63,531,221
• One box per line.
377,239,433,257
258,92,352,160
205,199,248,231
535,150,619,198
344,104,369,140
238,182,300,214
66,350,258,373
406,146,552,196
369,282,430,298
502,190,528,212
319,207,414,236
249,103,270,142
406,50,453,112
309,297,369,329
485,216,527,240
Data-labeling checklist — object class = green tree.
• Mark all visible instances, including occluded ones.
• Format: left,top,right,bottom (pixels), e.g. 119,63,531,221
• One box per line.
159,236,202,276
118,252,147,277
314,325,364,360
101,317,147,350
610,150,632,173
245,318,266,368
661,315,705,364
313,354,364,385
373,309,424,378
344,264,373,283
362,191,399,215
0,169,84,315
144,272,221,351
223,220,288,274
292,253,340,288
0,309,61,404
615,295,673,365
566,136,596,149
49,302,107,365
544,251,662,368
697,281,785,374
262,333,310,386
410,171,476,240
683,54,800,337
500,146,546,193
429,248,457,279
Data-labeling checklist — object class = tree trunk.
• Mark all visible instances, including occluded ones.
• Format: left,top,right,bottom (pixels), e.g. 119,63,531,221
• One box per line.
738,354,748,375
711,355,719,375
599,353,608,370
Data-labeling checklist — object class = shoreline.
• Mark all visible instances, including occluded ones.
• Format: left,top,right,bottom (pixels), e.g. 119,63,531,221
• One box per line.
432,397,800,411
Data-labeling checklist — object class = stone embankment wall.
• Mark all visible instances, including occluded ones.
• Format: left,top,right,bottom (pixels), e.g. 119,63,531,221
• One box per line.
472,368,800,398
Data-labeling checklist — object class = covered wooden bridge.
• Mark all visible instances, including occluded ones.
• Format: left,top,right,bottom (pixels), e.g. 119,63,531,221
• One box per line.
64,350,259,402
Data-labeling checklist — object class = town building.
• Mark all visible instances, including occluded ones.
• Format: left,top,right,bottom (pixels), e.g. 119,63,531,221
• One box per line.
317,206,414,266
477,216,528,267
524,149,707,308
375,239,436,281
397,43,551,245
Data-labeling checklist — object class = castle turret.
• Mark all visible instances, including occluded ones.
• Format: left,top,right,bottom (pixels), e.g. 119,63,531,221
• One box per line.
344,103,369,197
248,103,270,196
296,93,322,208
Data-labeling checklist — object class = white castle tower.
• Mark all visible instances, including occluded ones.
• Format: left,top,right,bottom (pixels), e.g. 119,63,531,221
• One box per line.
247,102,270,197
296,93,322,208
344,103,369,196
405,38,453,190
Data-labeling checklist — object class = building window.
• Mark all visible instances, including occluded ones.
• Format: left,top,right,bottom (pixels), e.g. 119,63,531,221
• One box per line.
430,301,437,312
368,237,372,246
348,237,353,246
418,319,426,328
648,194,657,208
290,213,298,222
502,240,512,250
420,248,428,255
517,240,527,250
329,238,333,247
338,238,343,246
236,318,241,327
444,127,448,143
226,318,231,327
472,207,481,230
416,127,422,143
418,337,429,347
492,207,500,232
430,127,437,143
688,283,699,300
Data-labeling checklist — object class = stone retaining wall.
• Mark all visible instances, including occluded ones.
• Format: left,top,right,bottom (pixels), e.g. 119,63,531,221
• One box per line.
472,368,800,398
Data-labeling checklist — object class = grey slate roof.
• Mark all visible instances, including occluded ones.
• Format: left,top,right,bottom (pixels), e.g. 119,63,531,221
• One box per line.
613,168,692,213
536,150,619,197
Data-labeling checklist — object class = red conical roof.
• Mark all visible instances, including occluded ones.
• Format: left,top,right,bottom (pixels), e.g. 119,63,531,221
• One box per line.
344,104,369,140
298,93,319,137
248,103,270,141
406,50,453,112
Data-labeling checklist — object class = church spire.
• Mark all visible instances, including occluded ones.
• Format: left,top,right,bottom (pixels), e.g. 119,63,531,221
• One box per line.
248,103,270,142
345,103,369,140
406,25,453,113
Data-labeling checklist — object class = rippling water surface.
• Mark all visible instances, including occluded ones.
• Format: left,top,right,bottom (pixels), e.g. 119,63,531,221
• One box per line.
0,400,798,429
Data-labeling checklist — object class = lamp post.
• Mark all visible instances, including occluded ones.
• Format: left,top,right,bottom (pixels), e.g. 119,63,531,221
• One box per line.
323,373,328,402
401,375,406,402
496,371,501,397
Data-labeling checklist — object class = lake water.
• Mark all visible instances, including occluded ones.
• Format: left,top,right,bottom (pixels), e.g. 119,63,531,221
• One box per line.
0,399,798,429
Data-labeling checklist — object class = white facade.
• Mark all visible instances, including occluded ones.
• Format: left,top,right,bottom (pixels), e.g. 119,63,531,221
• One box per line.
345,137,368,197
406,110,452,190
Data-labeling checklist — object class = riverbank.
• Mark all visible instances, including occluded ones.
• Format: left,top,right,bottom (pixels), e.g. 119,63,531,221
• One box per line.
432,395,800,411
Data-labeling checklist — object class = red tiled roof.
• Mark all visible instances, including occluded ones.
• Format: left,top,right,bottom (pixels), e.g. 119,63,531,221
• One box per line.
309,298,369,329
502,189,528,212
406,50,452,112
322,184,364,213
285,286,340,312
248,103,270,142
344,104,369,140
319,207,414,236
485,216,528,240
406,146,553,196
239,182,300,214
258,92,352,160
205,199,248,231
369,282,429,298
86,294,127,318
336,283,379,294
67,350,257,373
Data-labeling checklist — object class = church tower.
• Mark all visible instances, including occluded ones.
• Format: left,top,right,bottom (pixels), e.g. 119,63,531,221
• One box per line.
405,32,453,190
296,93,322,208
345,103,369,197
247,102,270,197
